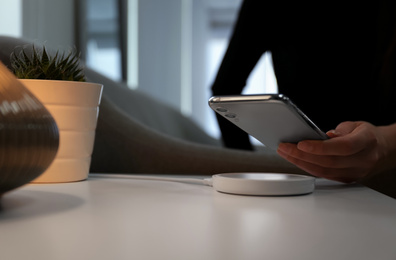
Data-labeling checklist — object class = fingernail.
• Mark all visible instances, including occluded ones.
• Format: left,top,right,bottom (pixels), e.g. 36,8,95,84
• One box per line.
326,130,341,138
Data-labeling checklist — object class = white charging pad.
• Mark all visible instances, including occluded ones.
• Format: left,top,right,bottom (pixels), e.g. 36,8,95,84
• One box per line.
212,173,315,196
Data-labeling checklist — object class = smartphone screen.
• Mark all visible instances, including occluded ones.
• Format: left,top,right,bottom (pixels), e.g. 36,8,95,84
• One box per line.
209,94,328,150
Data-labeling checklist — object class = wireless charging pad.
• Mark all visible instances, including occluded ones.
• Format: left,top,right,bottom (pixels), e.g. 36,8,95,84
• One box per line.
212,173,315,196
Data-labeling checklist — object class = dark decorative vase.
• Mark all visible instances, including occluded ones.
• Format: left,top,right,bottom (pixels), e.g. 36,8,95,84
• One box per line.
0,62,59,196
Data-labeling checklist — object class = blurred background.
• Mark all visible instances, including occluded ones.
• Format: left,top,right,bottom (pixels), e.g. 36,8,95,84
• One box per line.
0,0,277,139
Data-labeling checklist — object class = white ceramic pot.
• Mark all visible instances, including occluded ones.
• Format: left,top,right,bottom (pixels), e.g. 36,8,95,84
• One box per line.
20,79,103,183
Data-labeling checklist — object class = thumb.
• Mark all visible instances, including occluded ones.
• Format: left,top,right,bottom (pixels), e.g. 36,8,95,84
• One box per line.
326,121,360,138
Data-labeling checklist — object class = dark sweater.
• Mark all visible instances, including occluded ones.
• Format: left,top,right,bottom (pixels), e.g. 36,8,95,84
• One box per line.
212,0,396,150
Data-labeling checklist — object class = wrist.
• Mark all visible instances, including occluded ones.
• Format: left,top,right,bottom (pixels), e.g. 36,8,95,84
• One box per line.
376,124,396,173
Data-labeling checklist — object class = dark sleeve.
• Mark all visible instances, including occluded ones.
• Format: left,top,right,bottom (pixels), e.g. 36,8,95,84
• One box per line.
211,0,271,150
211,0,270,95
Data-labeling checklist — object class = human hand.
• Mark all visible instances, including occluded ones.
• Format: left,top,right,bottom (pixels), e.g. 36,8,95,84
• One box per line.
277,121,388,183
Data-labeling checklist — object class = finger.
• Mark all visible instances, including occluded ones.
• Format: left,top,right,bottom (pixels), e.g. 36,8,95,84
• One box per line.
297,132,370,156
299,121,365,155
278,143,364,169
277,149,360,183
334,121,361,135
326,130,340,138
326,121,362,138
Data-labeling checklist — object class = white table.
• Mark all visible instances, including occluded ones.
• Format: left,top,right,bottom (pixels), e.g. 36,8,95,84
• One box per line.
0,174,395,260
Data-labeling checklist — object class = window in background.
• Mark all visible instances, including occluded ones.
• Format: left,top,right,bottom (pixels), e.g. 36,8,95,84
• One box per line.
0,0,22,37
79,0,123,82
77,0,277,141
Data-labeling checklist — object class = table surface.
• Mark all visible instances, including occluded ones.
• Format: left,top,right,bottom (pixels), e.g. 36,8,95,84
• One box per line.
0,174,395,260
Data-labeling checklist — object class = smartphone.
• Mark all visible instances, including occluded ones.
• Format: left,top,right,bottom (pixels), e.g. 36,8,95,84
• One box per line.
208,94,328,150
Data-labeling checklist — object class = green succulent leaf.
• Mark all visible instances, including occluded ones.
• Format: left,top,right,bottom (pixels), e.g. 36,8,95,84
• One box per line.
10,45,86,82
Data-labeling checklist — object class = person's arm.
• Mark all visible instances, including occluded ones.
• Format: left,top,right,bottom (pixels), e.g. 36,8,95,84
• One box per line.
211,0,271,150
277,121,396,183
211,0,270,96
376,123,396,172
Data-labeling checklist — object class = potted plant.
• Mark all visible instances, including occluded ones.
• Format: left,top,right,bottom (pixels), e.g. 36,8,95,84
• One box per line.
10,45,103,183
